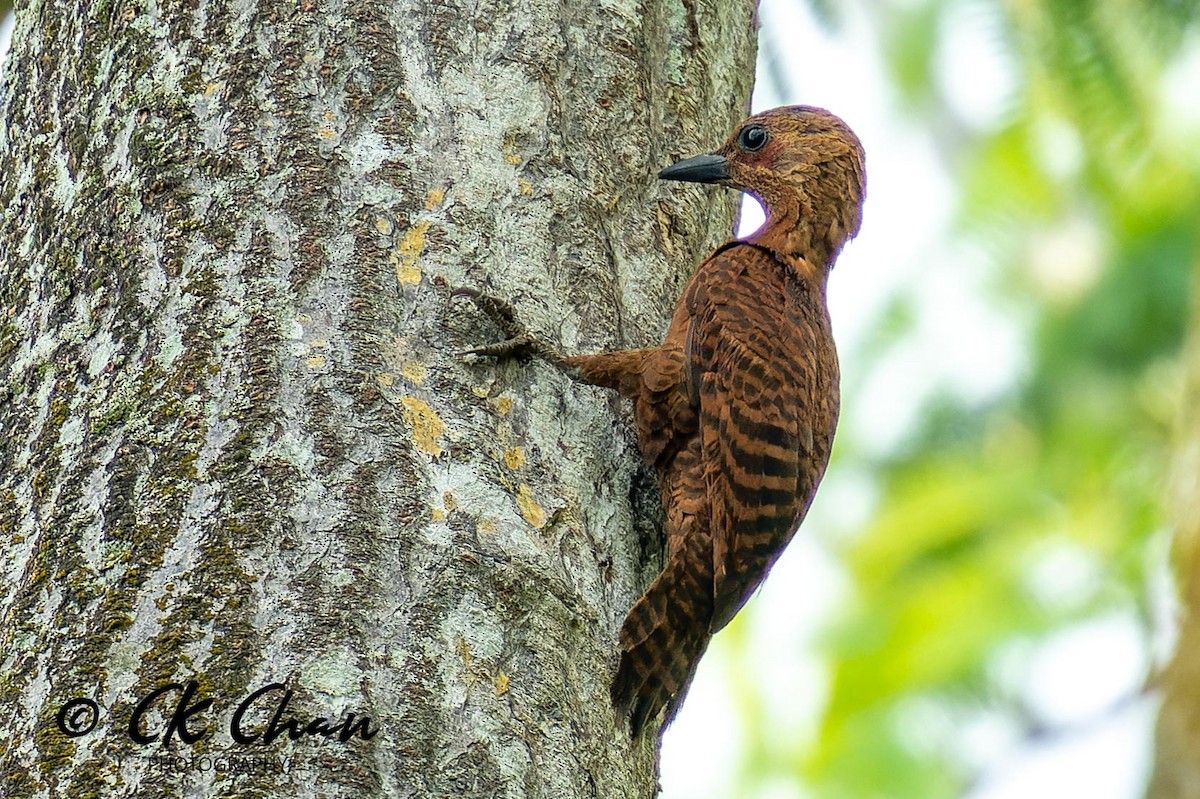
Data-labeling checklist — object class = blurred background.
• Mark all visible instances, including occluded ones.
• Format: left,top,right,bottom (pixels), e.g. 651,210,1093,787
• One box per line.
3,0,1198,796
663,1,1200,798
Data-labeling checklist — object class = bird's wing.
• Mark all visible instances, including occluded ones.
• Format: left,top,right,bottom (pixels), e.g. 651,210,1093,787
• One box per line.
690,243,828,633
633,340,699,473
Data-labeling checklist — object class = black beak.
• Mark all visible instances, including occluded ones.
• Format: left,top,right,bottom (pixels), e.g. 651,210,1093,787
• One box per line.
658,153,729,184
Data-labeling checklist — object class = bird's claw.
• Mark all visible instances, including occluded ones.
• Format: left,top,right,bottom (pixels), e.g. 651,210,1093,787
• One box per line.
459,334,538,359
451,286,543,360
451,286,521,329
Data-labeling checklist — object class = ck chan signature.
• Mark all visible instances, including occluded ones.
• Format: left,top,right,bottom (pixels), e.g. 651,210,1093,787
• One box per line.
54,680,379,747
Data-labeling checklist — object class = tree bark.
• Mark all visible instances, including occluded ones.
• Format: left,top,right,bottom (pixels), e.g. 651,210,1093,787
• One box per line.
1150,260,1200,799
0,0,755,796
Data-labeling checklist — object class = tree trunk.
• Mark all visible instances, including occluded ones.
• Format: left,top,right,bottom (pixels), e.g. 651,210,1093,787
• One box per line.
1150,263,1200,798
0,1,755,796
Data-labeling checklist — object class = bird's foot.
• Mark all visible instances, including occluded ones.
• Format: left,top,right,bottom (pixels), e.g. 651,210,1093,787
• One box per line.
460,333,538,359
451,287,555,361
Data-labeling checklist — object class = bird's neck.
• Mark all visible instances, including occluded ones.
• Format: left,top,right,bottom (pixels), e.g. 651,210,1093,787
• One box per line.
748,200,839,286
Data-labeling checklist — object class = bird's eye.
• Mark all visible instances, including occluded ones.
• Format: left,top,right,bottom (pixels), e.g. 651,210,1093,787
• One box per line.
737,125,769,152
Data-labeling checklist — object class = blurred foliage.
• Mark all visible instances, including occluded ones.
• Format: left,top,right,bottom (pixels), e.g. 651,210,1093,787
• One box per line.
735,0,1200,797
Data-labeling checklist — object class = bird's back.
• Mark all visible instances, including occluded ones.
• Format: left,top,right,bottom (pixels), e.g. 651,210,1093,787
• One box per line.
681,242,839,630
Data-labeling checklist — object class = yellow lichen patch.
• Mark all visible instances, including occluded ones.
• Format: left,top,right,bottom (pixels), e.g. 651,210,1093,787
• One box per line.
305,354,326,369
494,672,510,697
401,361,427,386
655,203,676,256
376,372,396,387
393,219,433,285
478,517,497,534
375,216,394,236
399,396,445,456
517,483,546,528
505,152,521,165
425,187,446,210
456,636,473,669
495,396,514,414
470,385,490,398
395,261,421,285
204,82,223,97
431,507,446,521
517,178,533,195
504,447,525,470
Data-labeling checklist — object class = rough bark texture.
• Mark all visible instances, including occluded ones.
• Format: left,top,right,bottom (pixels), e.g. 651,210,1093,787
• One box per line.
1151,262,1200,799
0,0,756,796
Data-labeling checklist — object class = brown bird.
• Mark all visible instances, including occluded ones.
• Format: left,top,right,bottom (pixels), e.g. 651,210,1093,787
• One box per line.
460,105,866,736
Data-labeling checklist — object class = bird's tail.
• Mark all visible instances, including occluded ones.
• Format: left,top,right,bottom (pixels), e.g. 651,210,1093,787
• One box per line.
611,552,713,736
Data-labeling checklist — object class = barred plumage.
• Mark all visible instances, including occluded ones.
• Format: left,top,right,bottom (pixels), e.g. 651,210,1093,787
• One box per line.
569,107,866,733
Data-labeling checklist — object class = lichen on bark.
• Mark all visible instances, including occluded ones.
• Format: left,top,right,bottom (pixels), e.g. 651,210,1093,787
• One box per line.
0,0,756,796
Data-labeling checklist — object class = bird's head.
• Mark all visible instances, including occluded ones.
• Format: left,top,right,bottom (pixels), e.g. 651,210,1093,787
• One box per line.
660,106,866,267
